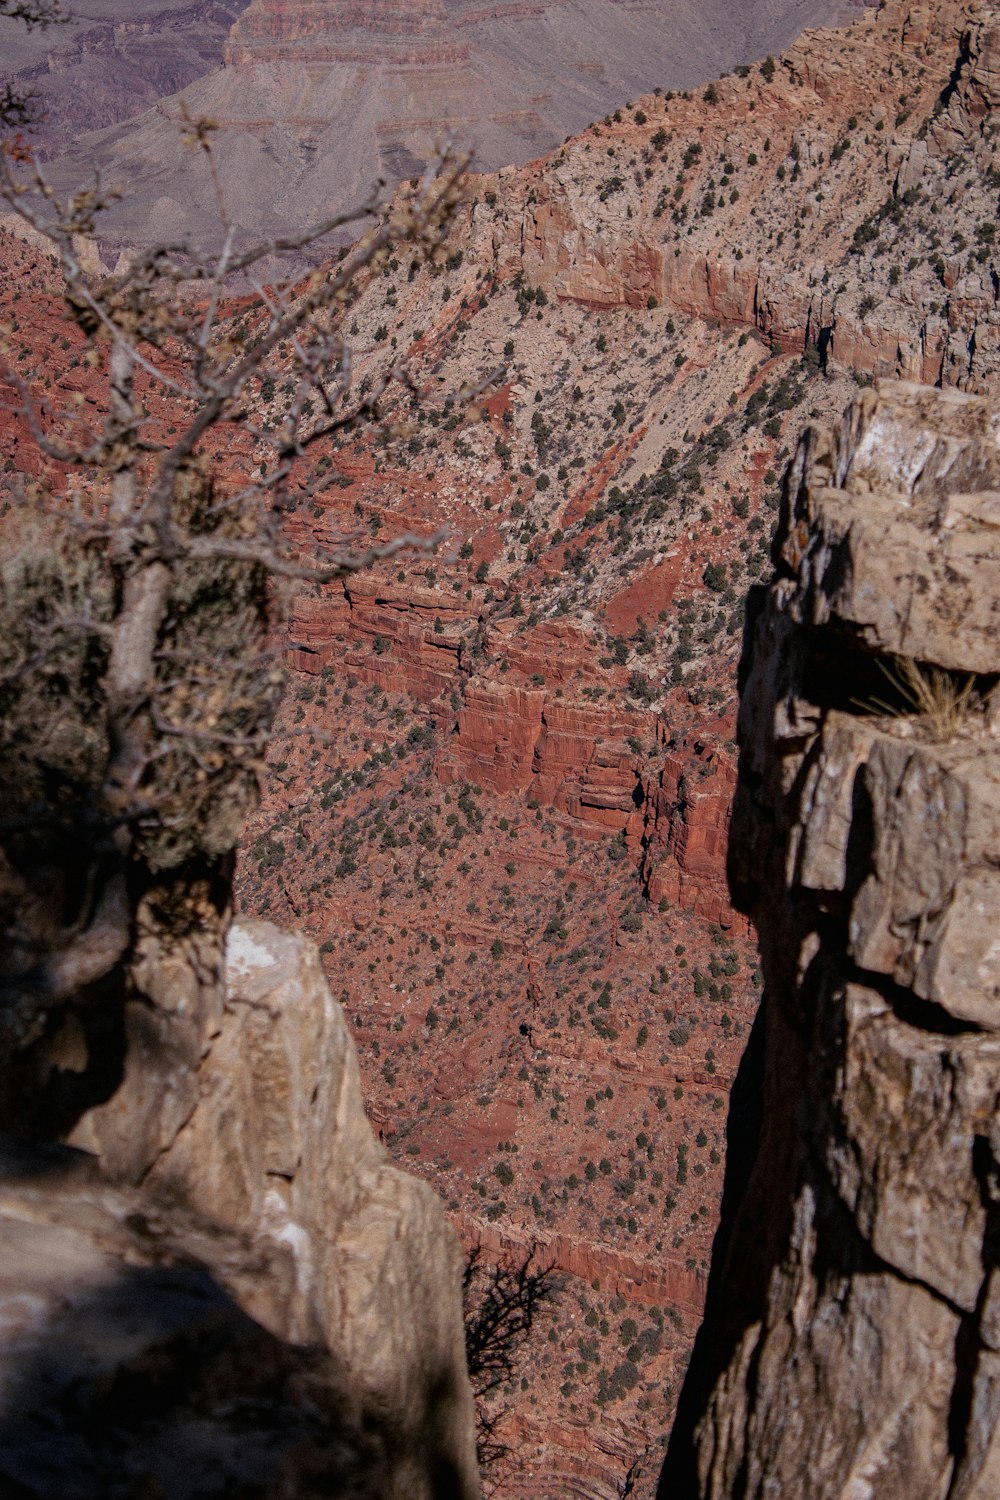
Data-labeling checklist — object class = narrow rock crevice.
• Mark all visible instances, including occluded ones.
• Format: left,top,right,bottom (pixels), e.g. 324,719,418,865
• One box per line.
841,961,986,1039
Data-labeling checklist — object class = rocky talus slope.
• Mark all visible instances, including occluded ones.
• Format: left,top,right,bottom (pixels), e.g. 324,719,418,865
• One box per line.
661,381,1000,1499
0,920,479,1500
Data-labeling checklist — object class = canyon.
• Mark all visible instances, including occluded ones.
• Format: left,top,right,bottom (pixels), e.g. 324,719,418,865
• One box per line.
1,0,1000,1494
230,1,1000,1485
0,0,249,146
40,0,852,252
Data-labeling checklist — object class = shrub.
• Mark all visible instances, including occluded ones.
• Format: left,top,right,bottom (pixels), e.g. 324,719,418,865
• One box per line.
608,831,628,862
627,671,656,703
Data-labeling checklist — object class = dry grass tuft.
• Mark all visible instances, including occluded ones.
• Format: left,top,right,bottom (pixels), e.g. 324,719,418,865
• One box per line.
871,656,979,740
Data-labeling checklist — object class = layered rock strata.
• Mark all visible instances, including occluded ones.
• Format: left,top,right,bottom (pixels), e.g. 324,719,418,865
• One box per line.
502,0,1000,392
0,0,249,152
42,0,851,249
660,380,1000,1498
287,584,738,922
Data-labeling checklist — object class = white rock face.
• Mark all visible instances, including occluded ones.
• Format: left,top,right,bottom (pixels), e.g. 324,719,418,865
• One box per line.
226,923,278,974
150,917,481,1500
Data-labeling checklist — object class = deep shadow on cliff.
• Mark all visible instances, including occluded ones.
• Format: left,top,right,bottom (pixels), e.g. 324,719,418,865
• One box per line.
0,1137,477,1500
656,585,775,1500
656,1007,769,1498
0,1139,474,1500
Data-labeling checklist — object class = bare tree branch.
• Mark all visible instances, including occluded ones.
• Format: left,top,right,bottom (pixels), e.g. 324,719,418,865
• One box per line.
185,527,454,582
0,100,474,1155
463,1244,560,1478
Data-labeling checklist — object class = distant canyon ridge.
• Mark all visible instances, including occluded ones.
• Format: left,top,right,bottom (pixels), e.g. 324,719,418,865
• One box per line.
7,0,854,251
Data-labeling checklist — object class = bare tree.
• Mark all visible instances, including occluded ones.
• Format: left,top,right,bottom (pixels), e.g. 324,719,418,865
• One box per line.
463,1243,560,1480
0,129,467,1171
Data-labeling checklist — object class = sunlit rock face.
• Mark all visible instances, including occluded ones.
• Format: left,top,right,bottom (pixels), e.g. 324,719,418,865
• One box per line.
0,919,480,1500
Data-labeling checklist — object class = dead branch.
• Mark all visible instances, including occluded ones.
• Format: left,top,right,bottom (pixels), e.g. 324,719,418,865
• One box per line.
0,116,471,1066
463,1243,561,1477
184,527,453,582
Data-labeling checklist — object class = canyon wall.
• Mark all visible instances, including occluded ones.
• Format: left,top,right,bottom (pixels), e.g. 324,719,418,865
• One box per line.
287,581,737,924
493,0,1000,394
0,0,249,151
7,4,1000,1490
41,0,851,250
659,381,1000,1498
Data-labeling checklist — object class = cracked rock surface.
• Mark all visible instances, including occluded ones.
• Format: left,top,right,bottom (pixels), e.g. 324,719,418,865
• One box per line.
660,382,1000,1500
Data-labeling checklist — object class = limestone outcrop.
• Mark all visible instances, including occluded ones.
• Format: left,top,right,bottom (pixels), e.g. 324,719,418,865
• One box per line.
13,919,480,1500
659,381,1000,1499
0,1140,387,1500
